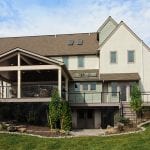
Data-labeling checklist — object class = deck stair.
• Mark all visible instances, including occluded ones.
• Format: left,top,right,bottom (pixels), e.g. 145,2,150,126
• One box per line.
122,102,136,121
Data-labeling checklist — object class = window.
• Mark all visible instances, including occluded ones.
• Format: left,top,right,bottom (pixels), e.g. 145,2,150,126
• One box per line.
62,56,68,67
82,83,88,91
67,40,74,45
128,50,135,63
74,83,80,91
110,51,117,63
90,82,96,90
111,82,117,96
78,56,84,67
76,39,83,45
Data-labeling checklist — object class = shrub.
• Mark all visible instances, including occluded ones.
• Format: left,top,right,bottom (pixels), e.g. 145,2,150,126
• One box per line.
48,90,72,131
118,116,130,126
130,83,142,124
48,89,61,129
60,101,72,131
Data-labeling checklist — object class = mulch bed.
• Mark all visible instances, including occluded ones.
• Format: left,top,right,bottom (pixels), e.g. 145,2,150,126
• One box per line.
26,125,68,137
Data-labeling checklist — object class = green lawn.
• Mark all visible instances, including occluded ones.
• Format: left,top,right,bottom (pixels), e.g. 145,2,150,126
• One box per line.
0,125,150,150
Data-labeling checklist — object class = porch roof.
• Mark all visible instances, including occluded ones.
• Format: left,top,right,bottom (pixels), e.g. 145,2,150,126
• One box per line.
0,47,72,79
100,73,140,81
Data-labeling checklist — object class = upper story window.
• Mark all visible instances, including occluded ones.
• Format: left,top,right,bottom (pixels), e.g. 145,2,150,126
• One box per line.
110,51,117,63
62,56,68,68
78,56,84,68
128,50,135,63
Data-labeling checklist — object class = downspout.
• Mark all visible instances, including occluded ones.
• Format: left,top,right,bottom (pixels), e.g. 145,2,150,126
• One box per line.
140,40,144,92
98,49,101,80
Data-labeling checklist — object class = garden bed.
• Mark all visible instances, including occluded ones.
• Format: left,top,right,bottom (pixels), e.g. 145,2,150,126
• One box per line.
26,125,69,137
0,122,69,137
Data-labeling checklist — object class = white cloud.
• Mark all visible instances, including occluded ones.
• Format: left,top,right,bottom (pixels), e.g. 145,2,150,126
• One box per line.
0,0,149,45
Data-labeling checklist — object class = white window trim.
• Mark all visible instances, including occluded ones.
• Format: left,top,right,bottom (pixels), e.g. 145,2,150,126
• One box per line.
77,56,85,68
127,50,135,63
110,51,117,64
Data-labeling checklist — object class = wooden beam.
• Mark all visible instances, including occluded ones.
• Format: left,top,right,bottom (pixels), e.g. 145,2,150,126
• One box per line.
17,53,21,98
21,55,40,73
0,53,17,63
20,52,64,66
21,65,60,70
21,55,33,65
0,65,60,71
0,66,18,71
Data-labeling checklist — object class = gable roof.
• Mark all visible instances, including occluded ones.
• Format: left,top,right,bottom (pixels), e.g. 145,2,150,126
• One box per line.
97,16,118,32
98,21,150,51
0,47,64,66
0,33,99,56
0,47,72,79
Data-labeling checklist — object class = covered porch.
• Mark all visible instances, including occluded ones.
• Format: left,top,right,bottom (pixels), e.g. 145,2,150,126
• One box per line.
0,48,70,102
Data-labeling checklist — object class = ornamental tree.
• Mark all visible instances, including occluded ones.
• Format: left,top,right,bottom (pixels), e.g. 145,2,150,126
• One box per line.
48,89,72,131
48,89,61,129
130,83,142,124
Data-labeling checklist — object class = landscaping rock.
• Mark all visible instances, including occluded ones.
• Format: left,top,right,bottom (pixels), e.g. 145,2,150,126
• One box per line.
1,122,9,130
107,125,112,129
17,127,27,133
117,122,124,131
106,127,118,134
0,124,3,131
7,126,17,132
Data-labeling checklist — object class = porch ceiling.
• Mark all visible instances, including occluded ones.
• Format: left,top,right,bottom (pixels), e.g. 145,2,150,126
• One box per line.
0,47,72,80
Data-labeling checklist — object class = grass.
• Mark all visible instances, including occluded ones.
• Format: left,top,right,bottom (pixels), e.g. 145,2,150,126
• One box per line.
0,125,150,150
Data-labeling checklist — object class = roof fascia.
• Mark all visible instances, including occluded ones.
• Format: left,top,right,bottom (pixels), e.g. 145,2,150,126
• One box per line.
97,16,118,32
98,21,150,51
0,47,64,66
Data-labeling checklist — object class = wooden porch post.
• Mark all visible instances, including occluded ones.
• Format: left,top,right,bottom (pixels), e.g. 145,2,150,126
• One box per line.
58,68,62,97
17,52,21,98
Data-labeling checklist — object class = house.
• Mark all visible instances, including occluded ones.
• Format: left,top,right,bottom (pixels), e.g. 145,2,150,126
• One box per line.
0,16,150,129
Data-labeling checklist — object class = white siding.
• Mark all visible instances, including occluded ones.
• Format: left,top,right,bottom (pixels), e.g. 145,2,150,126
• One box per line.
52,55,99,70
143,45,150,92
100,25,142,74
100,23,150,93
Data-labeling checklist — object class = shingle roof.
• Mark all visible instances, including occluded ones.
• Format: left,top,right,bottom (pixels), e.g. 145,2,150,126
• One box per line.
0,33,99,56
100,73,140,81
69,69,99,81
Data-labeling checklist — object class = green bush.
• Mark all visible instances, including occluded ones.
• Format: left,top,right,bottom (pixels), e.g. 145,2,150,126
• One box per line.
117,116,130,126
48,90,72,131
60,101,72,131
48,89,61,129
130,83,142,123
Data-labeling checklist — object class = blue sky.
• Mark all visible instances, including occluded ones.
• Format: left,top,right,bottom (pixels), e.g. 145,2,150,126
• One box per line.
0,0,150,45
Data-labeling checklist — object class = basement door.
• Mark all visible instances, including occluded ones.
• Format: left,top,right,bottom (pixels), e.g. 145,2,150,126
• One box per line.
77,109,94,129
